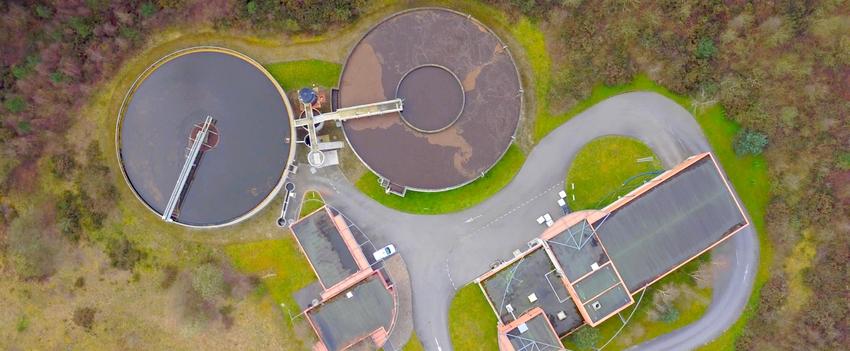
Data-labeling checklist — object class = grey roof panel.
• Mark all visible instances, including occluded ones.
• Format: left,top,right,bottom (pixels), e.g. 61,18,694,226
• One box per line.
547,225,609,282
481,248,583,335
594,157,746,292
292,209,359,288
572,265,620,303
308,275,394,351
582,284,631,324
507,313,564,351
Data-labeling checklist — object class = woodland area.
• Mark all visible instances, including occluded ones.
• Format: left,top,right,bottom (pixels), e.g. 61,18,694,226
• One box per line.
1,0,848,350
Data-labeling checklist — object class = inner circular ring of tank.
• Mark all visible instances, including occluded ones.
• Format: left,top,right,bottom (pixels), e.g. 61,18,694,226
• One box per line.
116,47,295,228
395,64,465,133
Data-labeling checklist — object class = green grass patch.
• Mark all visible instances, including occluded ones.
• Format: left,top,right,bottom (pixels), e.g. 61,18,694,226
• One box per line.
355,144,525,214
264,60,341,91
299,191,325,218
402,332,426,351
224,238,317,316
565,136,662,210
564,257,711,350
448,284,499,351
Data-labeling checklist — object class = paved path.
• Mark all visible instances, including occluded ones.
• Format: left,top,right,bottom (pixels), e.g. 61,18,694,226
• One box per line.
294,92,758,351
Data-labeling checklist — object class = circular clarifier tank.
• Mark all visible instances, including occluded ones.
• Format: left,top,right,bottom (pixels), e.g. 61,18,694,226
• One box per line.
339,8,522,191
117,47,295,228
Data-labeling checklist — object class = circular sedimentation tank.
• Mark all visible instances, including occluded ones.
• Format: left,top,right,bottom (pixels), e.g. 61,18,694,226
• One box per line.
339,8,522,191
116,47,295,228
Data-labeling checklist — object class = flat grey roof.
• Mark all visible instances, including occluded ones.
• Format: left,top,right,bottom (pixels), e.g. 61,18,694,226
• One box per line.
308,275,393,351
482,248,583,335
547,221,609,282
582,284,630,324
506,313,564,351
572,265,620,303
594,157,747,291
292,208,359,288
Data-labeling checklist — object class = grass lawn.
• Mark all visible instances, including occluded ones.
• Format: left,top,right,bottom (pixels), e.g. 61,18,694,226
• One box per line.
448,284,499,351
402,332,425,351
224,239,317,318
563,257,711,350
299,191,325,218
265,59,341,91
355,144,526,214
565,136,662,211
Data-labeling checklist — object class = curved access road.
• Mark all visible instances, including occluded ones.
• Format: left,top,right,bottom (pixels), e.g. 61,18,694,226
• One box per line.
293,92,758,351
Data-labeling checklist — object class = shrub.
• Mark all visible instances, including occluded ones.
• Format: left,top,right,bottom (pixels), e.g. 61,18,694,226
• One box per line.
67,17,93,40
49,151,77,179
571,326,600,349
696,37,717,59
660,305,680,323
119,26,140,41
734,129,768,156
140,2,157,18
220,304,235,329
49,72,66,84
160,265,179,289
35,5,52,19
7,210,57,280
246,1,257,16
10,55,38,80
72,307,97,331
56,191,83,241
17,121,31,134
803,191,835,226
16,315,29,332
192,263,225,301
106,236,145,271
837,152,850,170
4,96,26,113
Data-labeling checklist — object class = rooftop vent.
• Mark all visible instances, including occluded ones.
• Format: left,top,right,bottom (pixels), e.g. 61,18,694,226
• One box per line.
518,323,529,334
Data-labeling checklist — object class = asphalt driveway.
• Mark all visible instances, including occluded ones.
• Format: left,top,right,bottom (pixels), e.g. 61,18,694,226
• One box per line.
294,92,758,351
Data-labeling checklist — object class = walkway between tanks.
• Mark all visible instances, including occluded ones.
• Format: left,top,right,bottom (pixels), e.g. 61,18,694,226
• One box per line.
292,92,758,351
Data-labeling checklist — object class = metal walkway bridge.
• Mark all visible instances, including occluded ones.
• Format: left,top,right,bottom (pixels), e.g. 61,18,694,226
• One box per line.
162,115,214,222
295,97,403,167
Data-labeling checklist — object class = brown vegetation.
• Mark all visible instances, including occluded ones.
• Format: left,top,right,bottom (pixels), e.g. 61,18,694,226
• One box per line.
0,1,367,349
0,0,364,192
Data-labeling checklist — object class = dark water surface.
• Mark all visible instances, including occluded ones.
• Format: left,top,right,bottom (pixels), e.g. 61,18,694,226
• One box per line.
120,51,292,226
